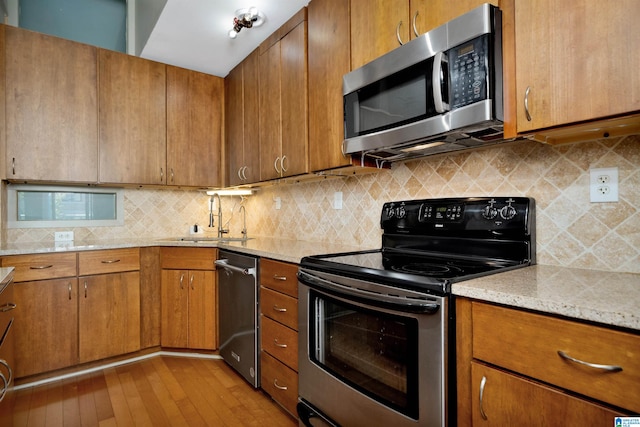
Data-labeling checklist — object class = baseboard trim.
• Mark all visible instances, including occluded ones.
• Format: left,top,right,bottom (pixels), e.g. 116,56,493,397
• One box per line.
13,351,223,391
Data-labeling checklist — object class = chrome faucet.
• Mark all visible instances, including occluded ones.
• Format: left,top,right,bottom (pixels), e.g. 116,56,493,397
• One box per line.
209,193,229,238
239,205,247,238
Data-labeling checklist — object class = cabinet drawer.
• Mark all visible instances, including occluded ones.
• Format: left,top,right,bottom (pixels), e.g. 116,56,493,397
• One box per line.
160,247,217,270
472,302,640,412
261,350,298,417
3,253,77,282
260,259,298,297
261,315,298,371
79,248,140,275
260,286,298,331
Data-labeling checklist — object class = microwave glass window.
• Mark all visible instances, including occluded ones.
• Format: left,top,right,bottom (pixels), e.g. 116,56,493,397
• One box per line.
310,291,420,419
345,58,436,138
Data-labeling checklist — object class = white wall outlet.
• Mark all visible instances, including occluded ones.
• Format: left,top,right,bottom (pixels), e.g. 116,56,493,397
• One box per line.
275,196,282,210
54,231,74,241
333,191,343,210
590,167,619,203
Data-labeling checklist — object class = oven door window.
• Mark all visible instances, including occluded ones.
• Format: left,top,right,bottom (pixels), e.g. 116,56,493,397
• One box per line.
309,290,419,419
344,58,436,139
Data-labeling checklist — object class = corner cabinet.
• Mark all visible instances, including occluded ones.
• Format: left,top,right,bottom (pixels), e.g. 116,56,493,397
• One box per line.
514,0,640,135
167,65,224,187
225,49,261,186
5,26,99,183
259,259,299,417
98,49,167,185
456,299,639,425
160,248,218,350
259,9,309,181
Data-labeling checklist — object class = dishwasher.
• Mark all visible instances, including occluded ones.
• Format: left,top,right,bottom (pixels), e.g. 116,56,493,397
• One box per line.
215,250,260,387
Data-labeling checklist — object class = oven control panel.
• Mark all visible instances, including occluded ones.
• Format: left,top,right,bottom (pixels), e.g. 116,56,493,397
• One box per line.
381,197,535,233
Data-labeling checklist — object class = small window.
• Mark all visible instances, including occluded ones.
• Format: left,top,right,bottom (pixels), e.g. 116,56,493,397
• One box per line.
7,185,124,228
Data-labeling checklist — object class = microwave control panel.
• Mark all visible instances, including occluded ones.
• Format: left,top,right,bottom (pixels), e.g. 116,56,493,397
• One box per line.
449,34,489,109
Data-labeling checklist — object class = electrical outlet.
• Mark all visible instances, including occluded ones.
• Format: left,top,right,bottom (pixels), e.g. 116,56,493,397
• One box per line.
275,197,282,210
54,231,74,241
333,192,343,210
590,167,619,203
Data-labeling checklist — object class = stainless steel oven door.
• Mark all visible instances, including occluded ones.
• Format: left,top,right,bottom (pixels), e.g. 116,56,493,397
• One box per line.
298,269,448,427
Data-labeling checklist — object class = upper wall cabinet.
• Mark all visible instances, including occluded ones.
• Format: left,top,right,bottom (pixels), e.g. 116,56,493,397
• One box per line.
98,49,166,185
259,9,308,181
225,49,261,186
307,0,352,172
514,0,640,134
0,26,5,180
349,1,497,70
5,26,99,183
167,65,224,188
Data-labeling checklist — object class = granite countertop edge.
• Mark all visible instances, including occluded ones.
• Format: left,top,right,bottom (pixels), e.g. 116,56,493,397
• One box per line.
1,239,638,331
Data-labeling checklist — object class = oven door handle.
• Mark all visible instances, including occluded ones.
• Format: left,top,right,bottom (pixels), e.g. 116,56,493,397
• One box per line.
298,270,441,313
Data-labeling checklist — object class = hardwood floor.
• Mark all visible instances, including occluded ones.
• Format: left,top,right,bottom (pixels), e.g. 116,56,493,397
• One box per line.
3,356,298,426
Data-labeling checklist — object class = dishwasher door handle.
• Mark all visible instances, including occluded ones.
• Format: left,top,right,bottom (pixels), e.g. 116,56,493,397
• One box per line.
215,259,256,277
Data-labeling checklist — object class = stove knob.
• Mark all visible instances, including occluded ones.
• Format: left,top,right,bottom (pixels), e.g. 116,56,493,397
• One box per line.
396,206,406,219
500,205,517,220
482,205,498,220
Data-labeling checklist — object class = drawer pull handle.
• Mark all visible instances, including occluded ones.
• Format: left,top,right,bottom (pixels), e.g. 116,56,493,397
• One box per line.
273,275,287,281
30,264,53,270
479,375,488,420
0,303,16,312
557,350,623,372
273,379,288,390
272,305,287,313
101,259,121,264
274,339,288,348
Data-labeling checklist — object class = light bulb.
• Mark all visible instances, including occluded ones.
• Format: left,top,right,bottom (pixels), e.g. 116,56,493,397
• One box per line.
248,7,258,19
228,29,238,39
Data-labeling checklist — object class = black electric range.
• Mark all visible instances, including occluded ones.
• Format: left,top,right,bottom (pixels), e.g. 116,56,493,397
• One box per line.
300,196,536,296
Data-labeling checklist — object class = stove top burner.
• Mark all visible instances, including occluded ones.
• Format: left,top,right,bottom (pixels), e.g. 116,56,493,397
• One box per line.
392,262,463,277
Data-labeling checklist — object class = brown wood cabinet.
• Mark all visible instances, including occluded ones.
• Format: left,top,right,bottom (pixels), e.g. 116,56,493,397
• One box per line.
259,9,308,181
514,0,640,134
160,248,218,350
259,258,299,416
5,26,98,183
167,65,224,187
0,26,5,181
307,0,352,172
98,49,166,185
456,299,638,425
6,253,79,378
78,249,141,363
225,49,261,186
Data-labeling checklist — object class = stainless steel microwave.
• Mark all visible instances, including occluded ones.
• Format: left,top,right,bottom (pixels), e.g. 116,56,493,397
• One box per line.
343,4,505,162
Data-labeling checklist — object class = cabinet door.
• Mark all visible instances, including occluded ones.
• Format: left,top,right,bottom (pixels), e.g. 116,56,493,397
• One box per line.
5,27,98,183
259,41,282,181
350,0,409,70
308,0,352,172
0,26,5,181
187,270,217,350
161,269,189,348
13,279,78,378
280,22,308,178
514,0,640,133
225,50,261,186
79,272,141,363
98,49,166,185
471,362,624,425
167,66,223,187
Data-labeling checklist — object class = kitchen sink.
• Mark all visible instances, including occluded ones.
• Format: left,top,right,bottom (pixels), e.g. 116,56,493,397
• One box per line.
159,237,253,243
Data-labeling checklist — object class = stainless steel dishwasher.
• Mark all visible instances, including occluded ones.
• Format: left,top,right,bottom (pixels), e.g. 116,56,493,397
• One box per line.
215,250,260,387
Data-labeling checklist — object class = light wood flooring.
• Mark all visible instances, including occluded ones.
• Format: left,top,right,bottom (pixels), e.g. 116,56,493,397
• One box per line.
3,356,298,426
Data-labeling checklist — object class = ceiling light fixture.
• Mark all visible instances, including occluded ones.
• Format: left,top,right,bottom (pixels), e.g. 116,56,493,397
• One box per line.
228,7,266,39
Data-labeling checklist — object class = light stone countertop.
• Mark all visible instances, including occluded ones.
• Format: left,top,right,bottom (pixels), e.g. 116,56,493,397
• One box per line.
453,264,640,331
1,239,638,331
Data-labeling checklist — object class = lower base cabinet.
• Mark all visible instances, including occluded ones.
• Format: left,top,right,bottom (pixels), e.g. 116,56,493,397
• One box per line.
471,362,621,425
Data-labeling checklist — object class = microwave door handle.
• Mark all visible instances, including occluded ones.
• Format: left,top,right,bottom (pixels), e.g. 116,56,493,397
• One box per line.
432,51,449,113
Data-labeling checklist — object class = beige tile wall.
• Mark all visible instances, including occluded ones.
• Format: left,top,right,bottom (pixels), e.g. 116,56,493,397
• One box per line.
5,134,639,274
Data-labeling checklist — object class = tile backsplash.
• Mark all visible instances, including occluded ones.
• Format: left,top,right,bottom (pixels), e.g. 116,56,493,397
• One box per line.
4,134,639,274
